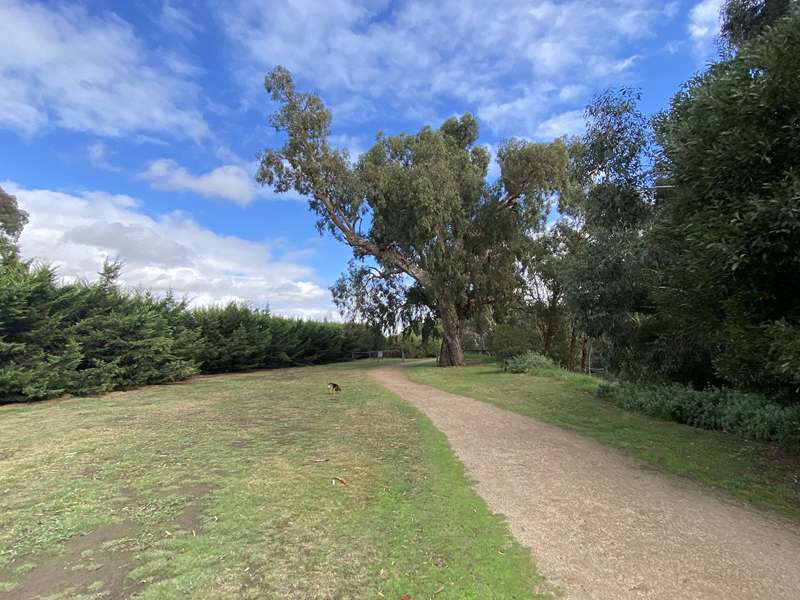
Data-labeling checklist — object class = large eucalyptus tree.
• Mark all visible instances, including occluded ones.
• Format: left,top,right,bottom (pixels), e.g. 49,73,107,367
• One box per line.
257,67,567,365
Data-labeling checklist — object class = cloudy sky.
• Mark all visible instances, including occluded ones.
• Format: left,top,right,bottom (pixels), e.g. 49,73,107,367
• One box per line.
1,0,724,319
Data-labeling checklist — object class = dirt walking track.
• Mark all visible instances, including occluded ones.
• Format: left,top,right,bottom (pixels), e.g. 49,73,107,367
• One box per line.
371,364,800,600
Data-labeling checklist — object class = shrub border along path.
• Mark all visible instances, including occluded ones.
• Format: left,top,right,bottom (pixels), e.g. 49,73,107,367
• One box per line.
374,363,800,599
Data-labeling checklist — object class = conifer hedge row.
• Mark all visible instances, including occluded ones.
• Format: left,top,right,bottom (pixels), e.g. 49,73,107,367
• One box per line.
0,260,377,403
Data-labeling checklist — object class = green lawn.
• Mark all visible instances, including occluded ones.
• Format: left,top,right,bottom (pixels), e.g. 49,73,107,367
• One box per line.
0,362,553,599
408,361,800,521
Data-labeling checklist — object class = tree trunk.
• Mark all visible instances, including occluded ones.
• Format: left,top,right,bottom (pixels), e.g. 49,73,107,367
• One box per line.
542,289,561,359
580,335,589,372
587,338,593,373
543,325,553,357
568,320,577,371
438,305,466,367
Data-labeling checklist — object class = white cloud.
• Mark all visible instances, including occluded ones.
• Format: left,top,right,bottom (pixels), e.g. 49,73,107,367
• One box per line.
558,84,588,102
666,40,685,55
0,1,207,139
688,0,724,57
3,181,334,317
477,88,549,135
139,151,309,204
219,0,672,135
87,142,121,172
139,159,256,205
535,110,586,140
159,1,201,39
483,143,502,182
664,2,681,20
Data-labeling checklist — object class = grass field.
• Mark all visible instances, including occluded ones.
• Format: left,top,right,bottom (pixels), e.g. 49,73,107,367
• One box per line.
0,362,553,599
408,361,800,521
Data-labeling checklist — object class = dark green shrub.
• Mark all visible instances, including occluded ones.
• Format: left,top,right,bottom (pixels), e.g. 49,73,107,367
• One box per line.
598,381,800,453
190,304,273,373
505,352,558,374
0,258,378,403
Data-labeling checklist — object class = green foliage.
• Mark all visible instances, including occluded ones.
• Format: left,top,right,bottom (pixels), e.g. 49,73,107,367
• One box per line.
514,226,574,363
391,333,441,359
0,260,199,401
488,323,534,362
504,352,558,374
462,330,483,353
191,304,273,373
556,89,655,372
0,186,28,259
598,381,800,452
721,0,794,49
652,8,800,396
766,320,800,393
524,9,800,401
0,259,377,403
259,67,570,366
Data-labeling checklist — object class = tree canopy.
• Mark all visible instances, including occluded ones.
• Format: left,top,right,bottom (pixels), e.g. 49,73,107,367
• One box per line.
0,186,28,259
652,5,800,395
488,4,799,399
556,89,655,370
720,0,795,49
258,67,568,365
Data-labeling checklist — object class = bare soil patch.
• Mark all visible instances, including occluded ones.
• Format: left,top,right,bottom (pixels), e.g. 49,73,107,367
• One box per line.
172,483,214,534
372,364,800,600
0,523,142,600
0,484,214,599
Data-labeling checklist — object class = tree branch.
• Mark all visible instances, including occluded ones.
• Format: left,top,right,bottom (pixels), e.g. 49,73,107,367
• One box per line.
314,190,430,286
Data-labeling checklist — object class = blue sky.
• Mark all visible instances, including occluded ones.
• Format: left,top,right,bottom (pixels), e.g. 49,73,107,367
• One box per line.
2,0,724,319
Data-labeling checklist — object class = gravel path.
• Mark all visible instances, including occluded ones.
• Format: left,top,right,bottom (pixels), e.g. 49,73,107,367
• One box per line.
371,364,800,600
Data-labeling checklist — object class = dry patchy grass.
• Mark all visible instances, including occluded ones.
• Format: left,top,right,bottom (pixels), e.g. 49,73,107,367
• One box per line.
0,362,548,599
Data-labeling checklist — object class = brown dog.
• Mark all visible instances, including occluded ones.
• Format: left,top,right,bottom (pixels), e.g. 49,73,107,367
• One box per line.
327,382,341,394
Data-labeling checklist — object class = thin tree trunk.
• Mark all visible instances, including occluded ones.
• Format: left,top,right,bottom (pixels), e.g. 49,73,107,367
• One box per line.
438,304,466,367
542,321,552,357
542,290,561,359
580,335,589,372
587,338,593,373
568,320,577,371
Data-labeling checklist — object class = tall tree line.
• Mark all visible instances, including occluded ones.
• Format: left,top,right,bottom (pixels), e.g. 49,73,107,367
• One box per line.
511,1,799,400
259,1,798,393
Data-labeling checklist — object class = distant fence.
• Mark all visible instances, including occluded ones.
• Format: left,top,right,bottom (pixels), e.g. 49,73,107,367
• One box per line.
352,349,405,361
